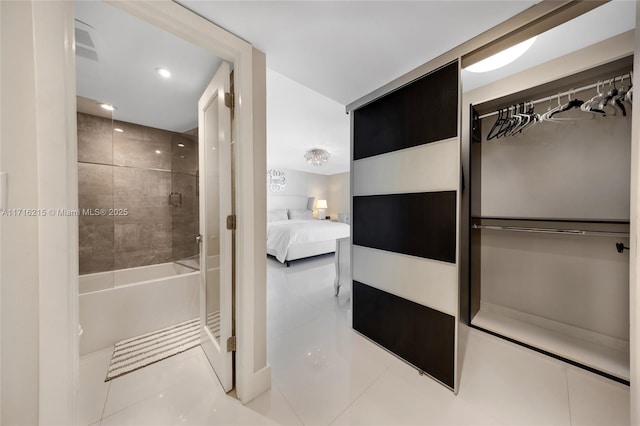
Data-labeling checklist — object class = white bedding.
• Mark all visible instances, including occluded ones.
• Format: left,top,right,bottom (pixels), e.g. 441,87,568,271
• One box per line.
267,219,350,263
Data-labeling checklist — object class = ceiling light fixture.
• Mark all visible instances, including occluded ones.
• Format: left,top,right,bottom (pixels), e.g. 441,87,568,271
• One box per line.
100,103,116,111
114,128,124,133
304,149,330,166
466,36,537,73
155,150,161,154
177,143,185,148
156,68,171,78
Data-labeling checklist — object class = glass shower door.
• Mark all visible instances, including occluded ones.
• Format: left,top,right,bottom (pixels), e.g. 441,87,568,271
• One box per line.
171,130,199,270
198,61,234,392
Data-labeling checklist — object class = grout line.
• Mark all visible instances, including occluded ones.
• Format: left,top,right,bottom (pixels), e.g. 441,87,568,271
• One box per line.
98,347,205,423
270,382,305,426
565,367,574,425
96,374,175,423
99,379,111,424
327,361,393,426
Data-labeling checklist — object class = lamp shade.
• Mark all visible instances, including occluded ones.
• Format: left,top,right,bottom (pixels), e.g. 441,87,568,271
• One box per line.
316,199,327,209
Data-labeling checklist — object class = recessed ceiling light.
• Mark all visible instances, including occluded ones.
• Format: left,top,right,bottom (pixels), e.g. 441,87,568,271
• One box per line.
156,68,171,78
114,128,124,133
100,103,116,111
466,36,537,73
155,150,161,154
177,143,185,148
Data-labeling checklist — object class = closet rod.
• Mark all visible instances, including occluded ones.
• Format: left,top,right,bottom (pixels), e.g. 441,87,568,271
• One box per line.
477,72,632,120
471,224,629,238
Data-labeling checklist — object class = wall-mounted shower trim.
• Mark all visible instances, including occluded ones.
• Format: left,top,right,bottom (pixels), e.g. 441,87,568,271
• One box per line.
169,192,183,207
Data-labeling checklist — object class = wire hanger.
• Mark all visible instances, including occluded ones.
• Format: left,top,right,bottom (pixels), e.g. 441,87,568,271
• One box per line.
626,71,633,103
541,91,592,123
481,71,632,141
609,76,628,116
551,90,583,118
581,81,607,116
486,108,506,140
540,94,563,122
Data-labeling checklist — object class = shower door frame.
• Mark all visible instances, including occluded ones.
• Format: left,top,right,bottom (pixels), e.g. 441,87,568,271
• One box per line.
198,61,234,392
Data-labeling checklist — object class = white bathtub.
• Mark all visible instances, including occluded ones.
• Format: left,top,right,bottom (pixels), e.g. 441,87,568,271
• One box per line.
79,262,199,356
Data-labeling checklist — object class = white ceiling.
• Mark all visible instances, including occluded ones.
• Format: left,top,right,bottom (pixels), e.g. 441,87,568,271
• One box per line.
267,69,350,175
462,1,636,92
178,1,540,106
75,1,635,176
74,1,223,133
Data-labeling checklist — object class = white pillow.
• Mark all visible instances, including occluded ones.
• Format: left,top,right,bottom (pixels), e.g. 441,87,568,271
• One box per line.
267,209,288,222
288,208,313,220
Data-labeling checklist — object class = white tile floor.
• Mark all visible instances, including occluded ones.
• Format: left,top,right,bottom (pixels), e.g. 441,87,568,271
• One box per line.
80,254,630,425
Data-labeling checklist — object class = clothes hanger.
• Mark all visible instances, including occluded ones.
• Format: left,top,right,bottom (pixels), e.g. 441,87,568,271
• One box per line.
497,105,520,138
500,105,519,137
625,71,633,103
487,108,507,140
485,72,631,143
581,81,607,116
507,102,531,136
493,106,512,139
596,78,623,116
542,90,593,123
540,94,563,122
517,102,539,134
611,76,627,116
547,90,584,119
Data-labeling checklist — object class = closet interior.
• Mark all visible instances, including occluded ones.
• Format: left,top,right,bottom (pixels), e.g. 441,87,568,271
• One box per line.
469,55,633,384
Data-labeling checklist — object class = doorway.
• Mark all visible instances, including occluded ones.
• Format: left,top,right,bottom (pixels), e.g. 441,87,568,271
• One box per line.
70,0,269,422
74,2,238,419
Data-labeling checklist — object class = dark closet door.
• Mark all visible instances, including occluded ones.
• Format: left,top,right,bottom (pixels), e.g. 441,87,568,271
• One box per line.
351,60,460,391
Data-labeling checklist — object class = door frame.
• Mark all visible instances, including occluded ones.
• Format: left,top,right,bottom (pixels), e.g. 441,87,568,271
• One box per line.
27,1,268,422
101,0,270,405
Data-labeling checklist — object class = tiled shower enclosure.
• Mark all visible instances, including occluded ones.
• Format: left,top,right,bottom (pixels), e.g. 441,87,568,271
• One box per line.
77,112,199,274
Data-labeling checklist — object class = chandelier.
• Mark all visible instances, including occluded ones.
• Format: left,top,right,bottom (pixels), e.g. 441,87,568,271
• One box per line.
304,149,330,166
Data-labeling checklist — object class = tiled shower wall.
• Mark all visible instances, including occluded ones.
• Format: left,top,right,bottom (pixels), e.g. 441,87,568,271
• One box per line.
78,112,199,274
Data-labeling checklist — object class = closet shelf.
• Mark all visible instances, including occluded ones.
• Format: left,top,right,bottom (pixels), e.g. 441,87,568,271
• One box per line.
472,307,630,382
471,224,629,238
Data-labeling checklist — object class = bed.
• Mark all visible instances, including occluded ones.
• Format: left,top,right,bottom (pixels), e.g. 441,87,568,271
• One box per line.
266,196,350,266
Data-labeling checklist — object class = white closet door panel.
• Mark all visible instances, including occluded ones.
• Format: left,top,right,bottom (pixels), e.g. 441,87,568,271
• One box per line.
353,245,458,316
353,137,458,196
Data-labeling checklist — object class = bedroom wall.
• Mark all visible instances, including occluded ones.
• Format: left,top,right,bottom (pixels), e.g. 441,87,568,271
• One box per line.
328,172,350,221
267,168,327,216
266,168,351,221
